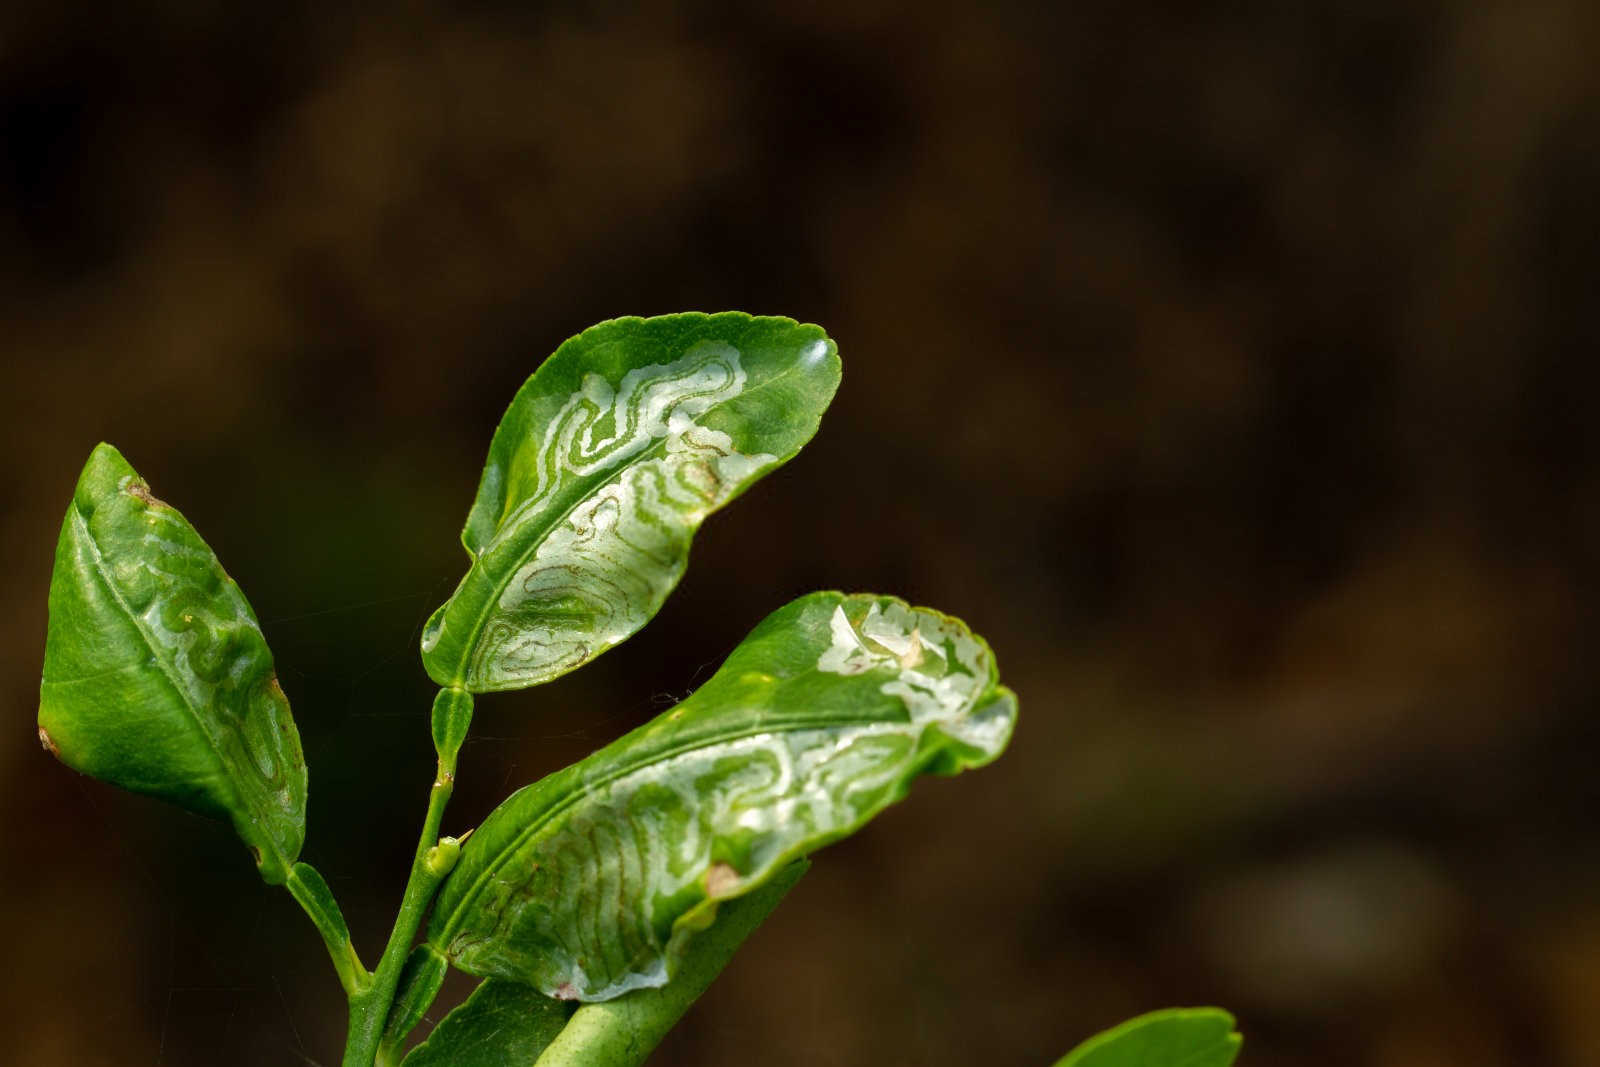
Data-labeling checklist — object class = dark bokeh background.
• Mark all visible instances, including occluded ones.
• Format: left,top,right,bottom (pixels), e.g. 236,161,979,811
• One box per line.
3,2,1596,1065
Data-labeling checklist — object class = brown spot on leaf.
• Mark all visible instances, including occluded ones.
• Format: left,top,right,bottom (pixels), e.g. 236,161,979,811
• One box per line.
249,846,263,866
38,725,60,758
681,459,722,501
125,481,166,508
553,981,579,1000
705,862,740,897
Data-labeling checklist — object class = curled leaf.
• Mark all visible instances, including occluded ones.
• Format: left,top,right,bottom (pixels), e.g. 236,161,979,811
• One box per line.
426,592,1016,1000
420,313,840,692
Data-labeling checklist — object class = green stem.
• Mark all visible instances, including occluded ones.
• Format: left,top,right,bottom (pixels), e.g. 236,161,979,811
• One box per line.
341,686,473,1067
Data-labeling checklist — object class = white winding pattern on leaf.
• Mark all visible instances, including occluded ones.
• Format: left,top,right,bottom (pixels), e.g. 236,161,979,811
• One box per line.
437,599,1014,1000
57,473,302,865
437,344,779,690
818,601,1010,752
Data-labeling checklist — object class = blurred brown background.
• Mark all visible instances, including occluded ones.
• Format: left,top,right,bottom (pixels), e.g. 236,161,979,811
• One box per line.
2,2,1596,1065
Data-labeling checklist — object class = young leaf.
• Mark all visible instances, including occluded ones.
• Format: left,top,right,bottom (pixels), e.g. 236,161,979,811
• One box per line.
381,944,450,1057
1053,1008,1243,1067
400,978,575,1067
426,591,1017,1001
287,863,365,994
420,313,840,693
37,443,307,883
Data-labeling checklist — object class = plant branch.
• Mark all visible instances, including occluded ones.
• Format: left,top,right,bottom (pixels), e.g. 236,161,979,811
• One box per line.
340,686,473,1067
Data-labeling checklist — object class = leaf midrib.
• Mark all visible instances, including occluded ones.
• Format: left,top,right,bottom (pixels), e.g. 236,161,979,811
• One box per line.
70,504,288,870
445,344,827,688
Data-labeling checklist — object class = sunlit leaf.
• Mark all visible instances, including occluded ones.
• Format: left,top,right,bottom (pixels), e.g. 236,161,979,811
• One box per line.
1053,1008,1243,1067
420,313,840,693
426,592,1016,1000
37,443,306,883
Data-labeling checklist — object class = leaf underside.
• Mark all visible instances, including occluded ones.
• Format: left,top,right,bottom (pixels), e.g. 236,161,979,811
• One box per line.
37,443,306,883
420,312,840,693
1054,1008,1243,1067
426,591,1017,1001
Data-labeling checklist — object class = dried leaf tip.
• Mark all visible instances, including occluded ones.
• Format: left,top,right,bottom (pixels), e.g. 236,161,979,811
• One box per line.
124,481,165,508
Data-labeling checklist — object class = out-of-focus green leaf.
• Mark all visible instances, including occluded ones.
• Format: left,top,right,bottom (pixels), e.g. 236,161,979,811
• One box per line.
426,591,1016,1001
420,313,840,693
37,443,306,883
401,978,574,1067
1053,1008,1243,1067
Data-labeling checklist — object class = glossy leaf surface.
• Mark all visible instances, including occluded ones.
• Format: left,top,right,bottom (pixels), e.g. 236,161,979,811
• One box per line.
401,979,574,1067
427,591,1016,1000
1054,1008,1243,1067
37,444,306,882
420,313,840,692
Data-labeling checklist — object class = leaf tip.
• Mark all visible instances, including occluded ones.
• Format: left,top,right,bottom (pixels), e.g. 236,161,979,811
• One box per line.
86,440,128,466
74,441,138,508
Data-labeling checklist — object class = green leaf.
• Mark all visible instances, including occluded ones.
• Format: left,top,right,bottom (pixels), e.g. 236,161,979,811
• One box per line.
533,859,807,1067
420,313,840,693
403,862,807,1067
430,687,474,764
426,591,1016,1000
37,444,306,883
1053,1008,1243,1067
287,863,365,994
401,978,575,1067
382,944,449,1057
